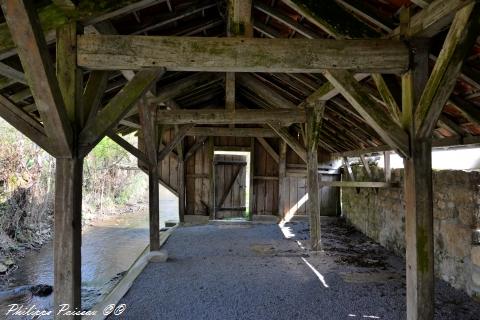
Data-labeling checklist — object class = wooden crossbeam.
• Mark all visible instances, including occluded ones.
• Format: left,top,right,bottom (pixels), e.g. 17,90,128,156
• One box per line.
79,68,164,153
187,127,277,138
324,70,409,157
2,0,73,157
158,124,194,162
415,3,480,139
77,35,410,74
156,109,305,125
0,95,53,153
320,181,398,188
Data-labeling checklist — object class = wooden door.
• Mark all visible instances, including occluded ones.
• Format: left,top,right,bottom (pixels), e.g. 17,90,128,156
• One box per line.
214,154,247,219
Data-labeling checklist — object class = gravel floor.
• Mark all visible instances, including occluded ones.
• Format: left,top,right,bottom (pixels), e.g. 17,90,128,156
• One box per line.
114,219,480,320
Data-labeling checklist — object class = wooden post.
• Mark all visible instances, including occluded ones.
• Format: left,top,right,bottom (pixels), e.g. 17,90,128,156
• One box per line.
149,164,160,250
248,138,255,220
402,36,433,320
54,158,83,316
278,141,287,218
208,137,215,220
306,102,325,251
54,21,84,318
138,99,160,251
178,160,186,223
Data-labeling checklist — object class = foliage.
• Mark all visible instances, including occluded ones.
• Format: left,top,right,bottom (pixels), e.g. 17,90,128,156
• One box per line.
0,118,147,258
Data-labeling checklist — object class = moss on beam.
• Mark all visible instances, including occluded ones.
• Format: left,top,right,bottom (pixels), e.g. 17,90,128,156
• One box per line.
0,0,154,56
290,0,379,38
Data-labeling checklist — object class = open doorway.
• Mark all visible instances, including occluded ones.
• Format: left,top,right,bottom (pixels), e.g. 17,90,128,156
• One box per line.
213,151,251,220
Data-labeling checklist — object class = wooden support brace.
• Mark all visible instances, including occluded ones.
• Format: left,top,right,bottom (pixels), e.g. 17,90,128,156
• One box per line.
80,68,164,155
324,69,409,157
2,0,73,157
415,3,480,139
158,124,194,162
269,125,307,163
107,132,148,164
0,95,53,154
256,137,279,163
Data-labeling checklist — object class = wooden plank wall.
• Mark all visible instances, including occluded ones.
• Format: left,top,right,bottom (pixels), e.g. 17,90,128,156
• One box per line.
185,136,211,215
139,131,340,217
253,138,279,215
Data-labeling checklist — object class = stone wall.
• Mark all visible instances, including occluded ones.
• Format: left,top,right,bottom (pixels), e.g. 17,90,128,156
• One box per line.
341,166,480,298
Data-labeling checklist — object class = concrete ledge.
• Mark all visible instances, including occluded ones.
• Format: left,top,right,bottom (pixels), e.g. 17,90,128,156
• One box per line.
183,214,209,225
89,226,176,320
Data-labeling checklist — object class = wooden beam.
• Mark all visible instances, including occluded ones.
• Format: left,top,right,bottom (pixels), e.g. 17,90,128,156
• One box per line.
321,181,397,188
148,164,160,251
2,0,73,157
306,102,325,251
324,70,409,157
0,62,26,84
156,109,306,125
384,151,392,183
360,154,373,179
150,73,220,104
82,71,109,128
208,137,215,219
184,136,208,161
256,137,279,163
281,0,378,39
415,3,480,139
187,127,277,138
77,35,410,74
343,157,355,181
253,1,319,39
402,27,435,319
390,0,475,38
178,158,186,223
450,95,480,126
278,141,287,218
270,125,307,163
79,68,164,153
107,133,148,164
237,73,297,109
333,134,480,158
158,124,194,162
0,95,53,154
372,73,401,123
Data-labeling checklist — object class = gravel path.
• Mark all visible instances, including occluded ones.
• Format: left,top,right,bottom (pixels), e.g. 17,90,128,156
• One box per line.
114,219,480,320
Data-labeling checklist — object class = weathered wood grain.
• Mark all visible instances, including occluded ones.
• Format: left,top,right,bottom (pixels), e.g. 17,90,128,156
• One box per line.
77,35,410,74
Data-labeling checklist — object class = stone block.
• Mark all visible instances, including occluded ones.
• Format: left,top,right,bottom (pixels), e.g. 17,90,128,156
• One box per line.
472,246,480,266
149,249,169,263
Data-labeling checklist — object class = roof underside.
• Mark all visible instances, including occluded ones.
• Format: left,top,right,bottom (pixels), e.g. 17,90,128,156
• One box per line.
1,0,480,155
